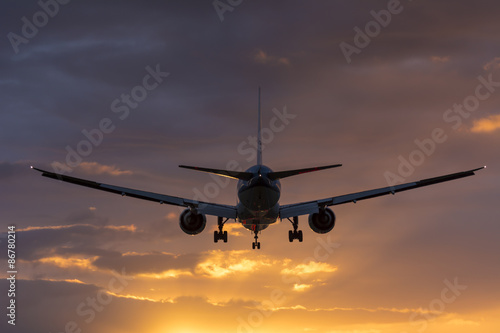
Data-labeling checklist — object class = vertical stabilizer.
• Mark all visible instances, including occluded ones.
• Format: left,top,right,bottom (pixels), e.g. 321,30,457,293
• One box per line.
257,87,263,165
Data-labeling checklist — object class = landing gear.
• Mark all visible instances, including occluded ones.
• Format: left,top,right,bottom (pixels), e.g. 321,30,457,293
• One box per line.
252,230,261,249
214,217,228,243
288,229,303,242
288,216,303,242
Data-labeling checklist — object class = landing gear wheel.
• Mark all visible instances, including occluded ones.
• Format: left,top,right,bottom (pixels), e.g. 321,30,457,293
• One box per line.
214,217,229,243
288,216,303,242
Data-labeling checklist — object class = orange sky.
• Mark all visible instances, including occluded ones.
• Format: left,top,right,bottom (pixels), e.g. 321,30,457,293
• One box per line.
1,1,500,332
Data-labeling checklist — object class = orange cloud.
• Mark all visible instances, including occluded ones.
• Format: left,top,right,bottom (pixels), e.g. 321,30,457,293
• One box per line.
446,318,480,326
254,49,290,66
38,256,98,270
210,222,245,236
38,278,85,284
293,283,312,292
137,269,193,279
470,114,500,133
431,56,450,63
48,161,133,176
483,57,500,71
107,292,175,303
77,161,133,176
18,224,136,232
164,212,177,220
195,250,274,278
281,261,337,276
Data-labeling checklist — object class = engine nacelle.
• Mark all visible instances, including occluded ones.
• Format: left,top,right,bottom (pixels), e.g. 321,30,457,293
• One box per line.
179,209,206,235
308,208,336,234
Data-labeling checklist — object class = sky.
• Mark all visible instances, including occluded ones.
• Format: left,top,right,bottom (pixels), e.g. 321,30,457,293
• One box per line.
1,0,500,332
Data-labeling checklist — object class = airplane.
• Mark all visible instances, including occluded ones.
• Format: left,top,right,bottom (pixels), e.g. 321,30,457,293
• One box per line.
32,89,485,249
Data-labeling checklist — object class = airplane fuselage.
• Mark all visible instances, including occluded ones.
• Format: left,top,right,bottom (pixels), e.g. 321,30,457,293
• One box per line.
237,165,281,232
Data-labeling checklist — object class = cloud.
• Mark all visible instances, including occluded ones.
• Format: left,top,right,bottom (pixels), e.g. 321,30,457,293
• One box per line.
92,251,200,275
430,56,450,63
18,224,136,232
293,283,312,292
3,1,500,332
254,49,290,66
13,223,138,261
446,318,481,326
329,330,381,333
210,222,246,236
0,160,31,179
470,114,500,133
195,250,275,278
37,256,98,270
48,161,133,176
281,261,338,276
77,162,134,176
483,57,500,71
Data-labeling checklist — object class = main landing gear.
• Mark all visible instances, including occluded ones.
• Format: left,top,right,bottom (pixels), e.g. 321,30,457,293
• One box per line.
252,230,261,249
214,217,228,243
288,216,303,242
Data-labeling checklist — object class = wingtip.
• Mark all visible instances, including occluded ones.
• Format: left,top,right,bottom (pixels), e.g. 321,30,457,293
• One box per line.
472,166,486,172
31,166,45,173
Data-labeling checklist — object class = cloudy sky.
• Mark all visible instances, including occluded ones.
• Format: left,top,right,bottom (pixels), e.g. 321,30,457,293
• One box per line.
1,0,499,332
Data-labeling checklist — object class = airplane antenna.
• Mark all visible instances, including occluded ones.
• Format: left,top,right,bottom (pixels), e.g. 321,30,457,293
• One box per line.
257,86,263,166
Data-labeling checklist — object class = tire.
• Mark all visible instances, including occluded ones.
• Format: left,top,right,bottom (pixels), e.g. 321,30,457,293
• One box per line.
289,230,294,242
223,231,228,243
298,230,303,242
214,230,219,243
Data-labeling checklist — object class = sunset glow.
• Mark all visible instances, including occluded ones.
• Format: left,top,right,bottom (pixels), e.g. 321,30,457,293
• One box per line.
1,1,499,332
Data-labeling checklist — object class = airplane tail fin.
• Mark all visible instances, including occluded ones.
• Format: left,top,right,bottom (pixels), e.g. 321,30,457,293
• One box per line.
267,164,342,181
257,86,263,166
179,165,253,181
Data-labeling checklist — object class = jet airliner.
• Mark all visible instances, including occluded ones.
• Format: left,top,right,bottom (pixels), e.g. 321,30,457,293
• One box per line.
33,89,485,249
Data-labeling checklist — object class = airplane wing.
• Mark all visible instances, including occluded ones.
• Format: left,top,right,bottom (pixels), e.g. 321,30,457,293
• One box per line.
32,167,237,219
279,166,485,219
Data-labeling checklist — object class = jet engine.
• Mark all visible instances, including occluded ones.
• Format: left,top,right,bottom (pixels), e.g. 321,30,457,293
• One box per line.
179,209,206,235
308,208,335,234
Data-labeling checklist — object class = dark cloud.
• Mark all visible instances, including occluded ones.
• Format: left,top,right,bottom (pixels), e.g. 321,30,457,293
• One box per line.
0,161,31,179
92,251,201,274
12,224,137,261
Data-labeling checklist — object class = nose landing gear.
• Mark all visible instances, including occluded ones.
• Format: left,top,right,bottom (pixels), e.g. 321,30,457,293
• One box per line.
252,230,261,249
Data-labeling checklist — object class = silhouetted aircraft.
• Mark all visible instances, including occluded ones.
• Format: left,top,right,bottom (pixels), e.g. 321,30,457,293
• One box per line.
33,89,485,249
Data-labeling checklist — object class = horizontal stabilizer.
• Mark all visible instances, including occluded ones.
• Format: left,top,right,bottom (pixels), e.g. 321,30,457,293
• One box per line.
268,164,342,181
179,165,253,181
